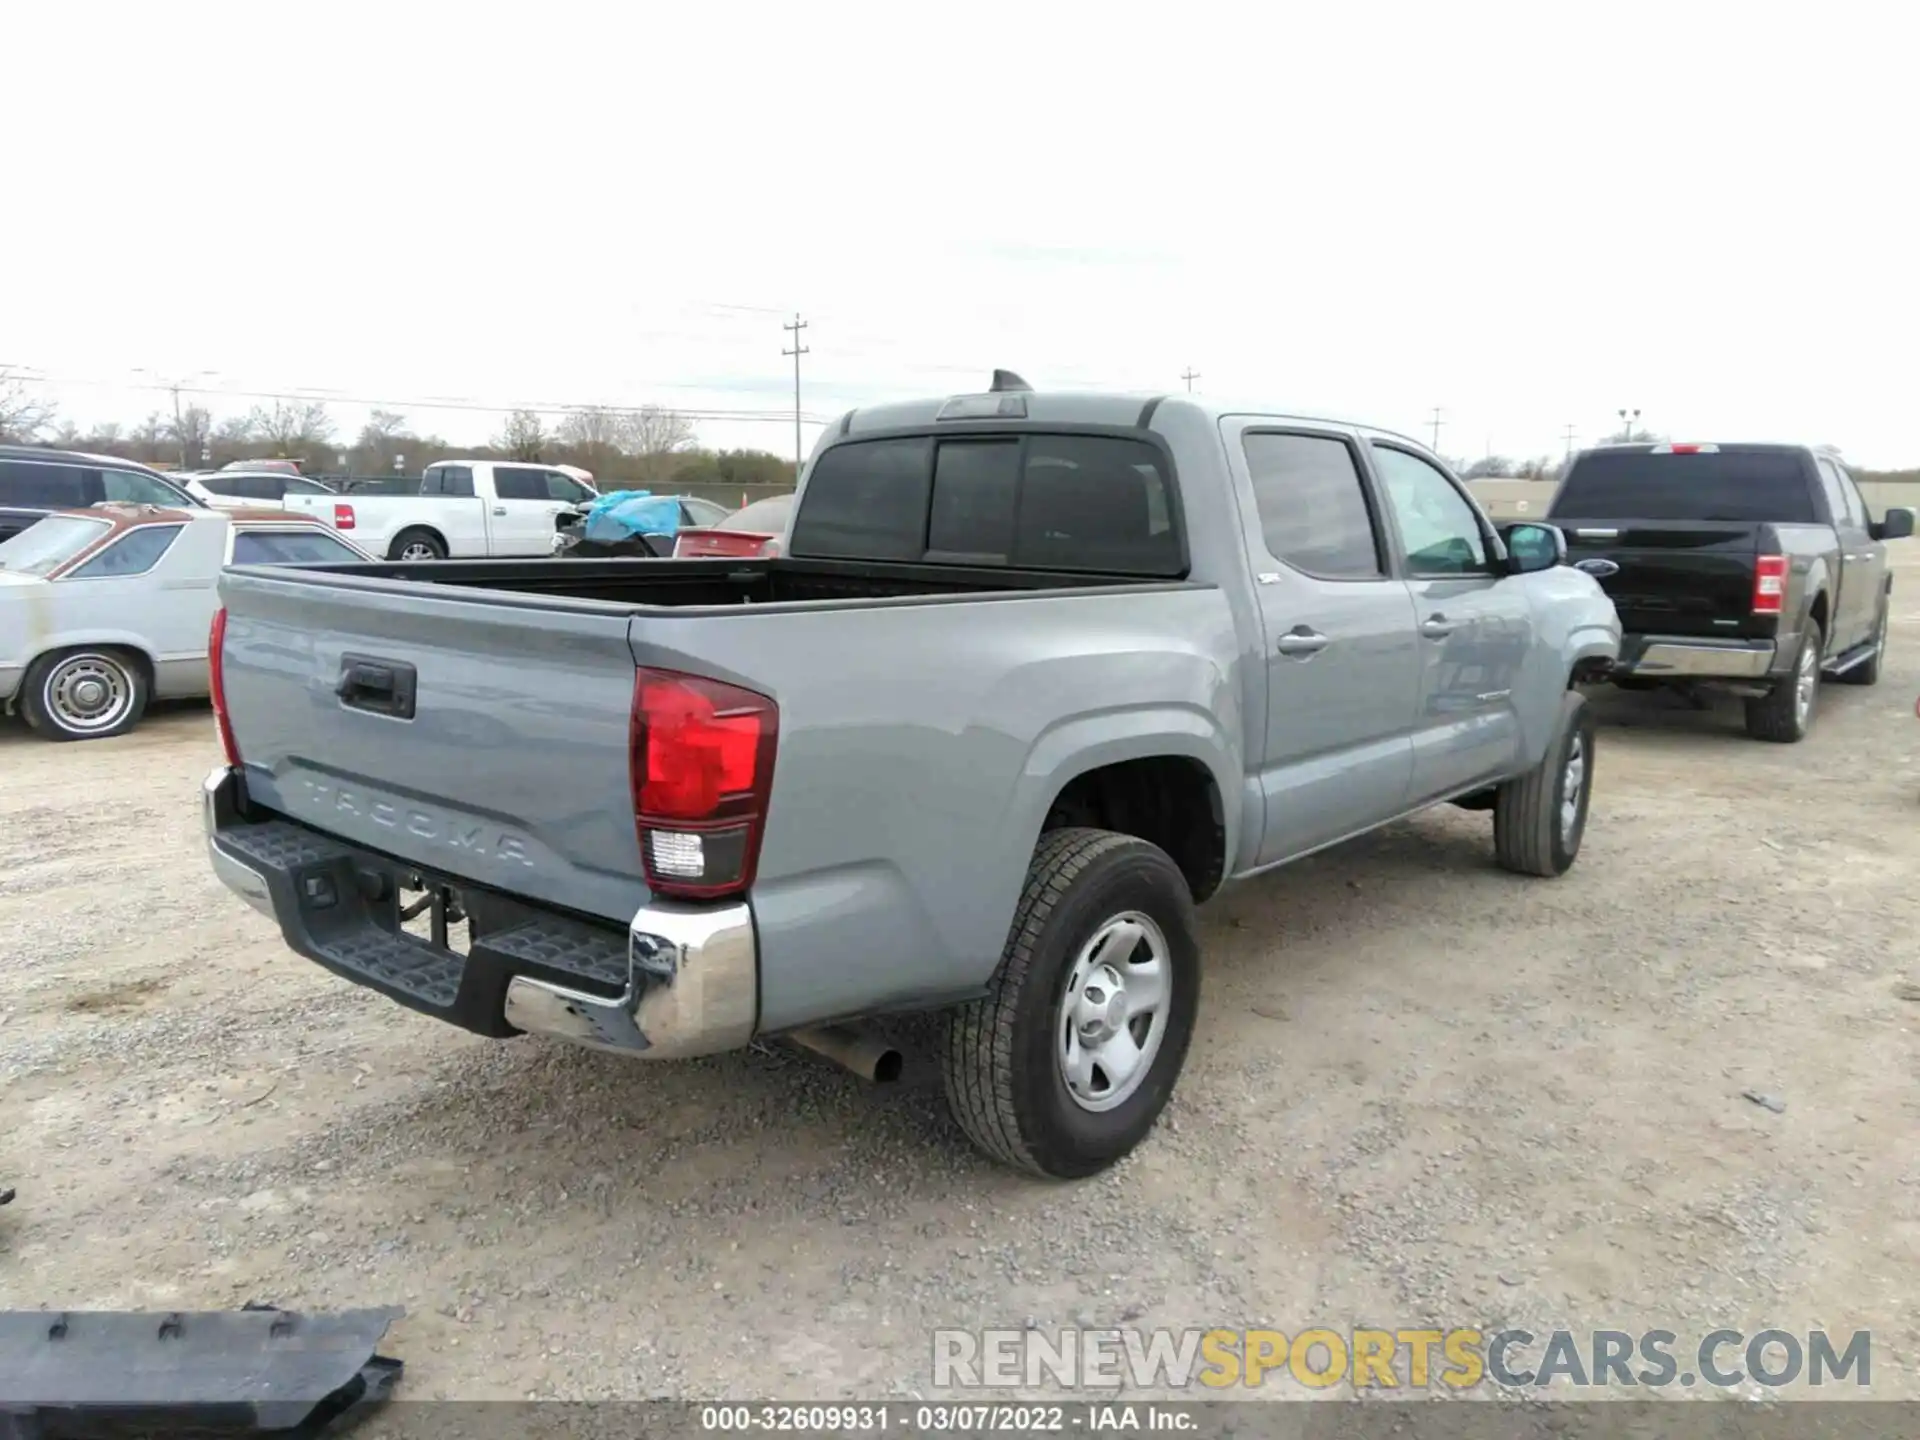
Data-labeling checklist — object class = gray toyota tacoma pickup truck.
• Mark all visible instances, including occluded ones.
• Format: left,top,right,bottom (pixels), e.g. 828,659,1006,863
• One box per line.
204,375,1621,1178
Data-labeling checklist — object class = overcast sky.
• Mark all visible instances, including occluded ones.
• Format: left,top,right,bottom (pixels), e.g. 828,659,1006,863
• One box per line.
7,2,1913,466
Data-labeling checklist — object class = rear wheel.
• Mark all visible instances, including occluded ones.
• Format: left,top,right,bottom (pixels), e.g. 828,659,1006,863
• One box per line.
1835,599,1888,687
942,828,1200,1179
1493,689,1594,878
21,648,150,741
389,527,447,561
1745,623,1821,742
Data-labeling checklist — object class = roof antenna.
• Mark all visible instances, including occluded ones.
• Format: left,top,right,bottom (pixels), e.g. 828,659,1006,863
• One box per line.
990,369,1032,394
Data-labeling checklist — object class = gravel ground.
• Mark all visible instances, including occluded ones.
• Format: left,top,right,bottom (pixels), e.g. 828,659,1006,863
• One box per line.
4,560,1918,1406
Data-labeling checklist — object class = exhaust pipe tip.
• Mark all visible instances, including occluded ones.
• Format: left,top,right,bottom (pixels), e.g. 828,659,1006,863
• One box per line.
787,1024,904,1084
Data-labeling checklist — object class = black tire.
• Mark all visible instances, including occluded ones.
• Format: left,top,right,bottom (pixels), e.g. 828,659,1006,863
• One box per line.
20,647,150,742
388,527,447,561
942,828,1200,1179
1493,689,1594,878
1835,598,1888,687
1744,622,1822,742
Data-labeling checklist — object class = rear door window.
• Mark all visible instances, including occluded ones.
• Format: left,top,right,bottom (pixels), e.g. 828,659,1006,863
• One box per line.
0,460,97,507
1550,449,1818,523
492,466,548,501
1241,432,1383,578
1813,460,1850,527
100,469,191,505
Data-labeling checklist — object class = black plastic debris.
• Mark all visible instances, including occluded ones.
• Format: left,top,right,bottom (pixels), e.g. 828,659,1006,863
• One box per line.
0,1304,402,1440
0,1187,14,1207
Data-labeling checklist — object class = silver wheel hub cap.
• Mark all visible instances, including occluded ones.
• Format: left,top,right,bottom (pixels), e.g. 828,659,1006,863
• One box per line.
1559,733,1586,846
46,656,131,732
402,543,434,560
1795,644,1818,726
1058,911,1171,1114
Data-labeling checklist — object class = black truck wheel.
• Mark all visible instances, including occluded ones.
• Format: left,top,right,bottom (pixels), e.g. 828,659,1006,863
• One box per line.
942,827,1200,1179
1745,622,1821,742
1835,599,1888,687
1493,689,1594,878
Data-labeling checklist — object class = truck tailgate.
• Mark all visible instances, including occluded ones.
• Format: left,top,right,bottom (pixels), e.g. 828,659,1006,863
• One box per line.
1561,521,1766,636
218,568,648,923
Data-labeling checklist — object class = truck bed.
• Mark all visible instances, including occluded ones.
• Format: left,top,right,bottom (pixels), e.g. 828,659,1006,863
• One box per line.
273,553,1176,609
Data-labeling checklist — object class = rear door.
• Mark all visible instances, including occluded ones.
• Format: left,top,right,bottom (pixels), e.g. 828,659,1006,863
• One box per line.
487,465,573,555
1219,421,1420,865
1820,458,1882,651
1368,442,1532,802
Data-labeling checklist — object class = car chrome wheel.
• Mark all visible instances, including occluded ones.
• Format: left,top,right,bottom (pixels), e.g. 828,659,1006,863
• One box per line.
1559,731,1586,848
43,654,135,735
399,540,437,561
1058,911,1171,1114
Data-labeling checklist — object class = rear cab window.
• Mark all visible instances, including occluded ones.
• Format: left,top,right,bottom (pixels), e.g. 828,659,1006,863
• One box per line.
788,433,1184,577
1550,448,1818,523
421,465,476,497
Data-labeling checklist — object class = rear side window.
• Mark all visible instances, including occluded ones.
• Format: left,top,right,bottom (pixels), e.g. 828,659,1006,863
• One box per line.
789,433,1183,576
68,524,183,578
100,469,191,506
1241,432,1383,578
0,460,97,507
493,466,548,501
1550,450,1818,523
232,529,365,564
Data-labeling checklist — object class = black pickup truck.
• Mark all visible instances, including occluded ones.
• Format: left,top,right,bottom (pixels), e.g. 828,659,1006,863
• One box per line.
1549,442,1914,742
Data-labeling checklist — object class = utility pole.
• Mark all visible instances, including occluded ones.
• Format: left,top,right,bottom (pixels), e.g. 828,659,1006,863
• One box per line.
1562,424,1577,459
1429,407,1445,453
1181,367,1200,392
1616,407,1641,443
782,314,810,477
135,368,214,468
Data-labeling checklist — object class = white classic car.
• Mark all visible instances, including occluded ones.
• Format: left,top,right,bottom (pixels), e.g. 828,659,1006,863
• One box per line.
0,503,373,741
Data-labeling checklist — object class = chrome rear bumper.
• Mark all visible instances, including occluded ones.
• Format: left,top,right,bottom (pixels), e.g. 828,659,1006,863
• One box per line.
202,765,757,1059
1618,638,1777,680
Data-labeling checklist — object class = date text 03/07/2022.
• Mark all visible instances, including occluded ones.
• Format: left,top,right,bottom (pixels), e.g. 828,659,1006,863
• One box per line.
699,1404,1194,1434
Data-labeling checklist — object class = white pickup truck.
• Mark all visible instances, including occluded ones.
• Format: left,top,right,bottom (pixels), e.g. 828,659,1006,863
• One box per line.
286,460,595,560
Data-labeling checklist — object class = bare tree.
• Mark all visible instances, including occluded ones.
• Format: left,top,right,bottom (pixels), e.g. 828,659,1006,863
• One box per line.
0,366,56,442
1462,455,1518,480
130,412,170,464
166,404,214,469
248,399,335,455
556,406,627,452
351,408,412,475
494,409,548,461
624,405,698,484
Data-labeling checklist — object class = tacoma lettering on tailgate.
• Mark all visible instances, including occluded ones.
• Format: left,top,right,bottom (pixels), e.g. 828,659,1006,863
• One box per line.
299,779,535,867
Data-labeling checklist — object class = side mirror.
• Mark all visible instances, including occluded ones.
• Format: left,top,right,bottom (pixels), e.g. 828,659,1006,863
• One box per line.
1872,507,1915,541
1500,521,1566,575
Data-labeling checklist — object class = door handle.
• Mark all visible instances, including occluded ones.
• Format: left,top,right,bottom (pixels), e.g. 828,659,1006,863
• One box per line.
1275,628,1329,656
492,505,508,516
1419,615,1460,639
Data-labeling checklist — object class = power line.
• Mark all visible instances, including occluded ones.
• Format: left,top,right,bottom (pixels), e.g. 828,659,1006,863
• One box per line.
13,367,835,426
782,314,810,475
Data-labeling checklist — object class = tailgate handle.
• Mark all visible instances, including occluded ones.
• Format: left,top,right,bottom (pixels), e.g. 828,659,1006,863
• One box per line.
335,653,417,720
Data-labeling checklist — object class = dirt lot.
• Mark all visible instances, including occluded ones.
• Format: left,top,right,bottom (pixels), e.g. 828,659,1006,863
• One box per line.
4,565,1918,1403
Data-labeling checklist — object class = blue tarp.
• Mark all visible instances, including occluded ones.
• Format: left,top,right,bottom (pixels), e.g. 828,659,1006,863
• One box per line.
581,490,683,544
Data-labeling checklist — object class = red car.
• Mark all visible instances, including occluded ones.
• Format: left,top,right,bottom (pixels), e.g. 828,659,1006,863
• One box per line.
673,493,792,558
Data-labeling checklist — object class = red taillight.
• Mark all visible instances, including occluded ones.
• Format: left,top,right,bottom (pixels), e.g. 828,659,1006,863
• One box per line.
673,529,777,559
333,503,356,530
1753,554,1787,616
629,668,778,899
208,607,241,767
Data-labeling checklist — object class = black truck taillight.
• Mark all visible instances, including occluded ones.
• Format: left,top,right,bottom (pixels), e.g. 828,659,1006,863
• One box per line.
1752,555,1787,615
628,667,778,900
